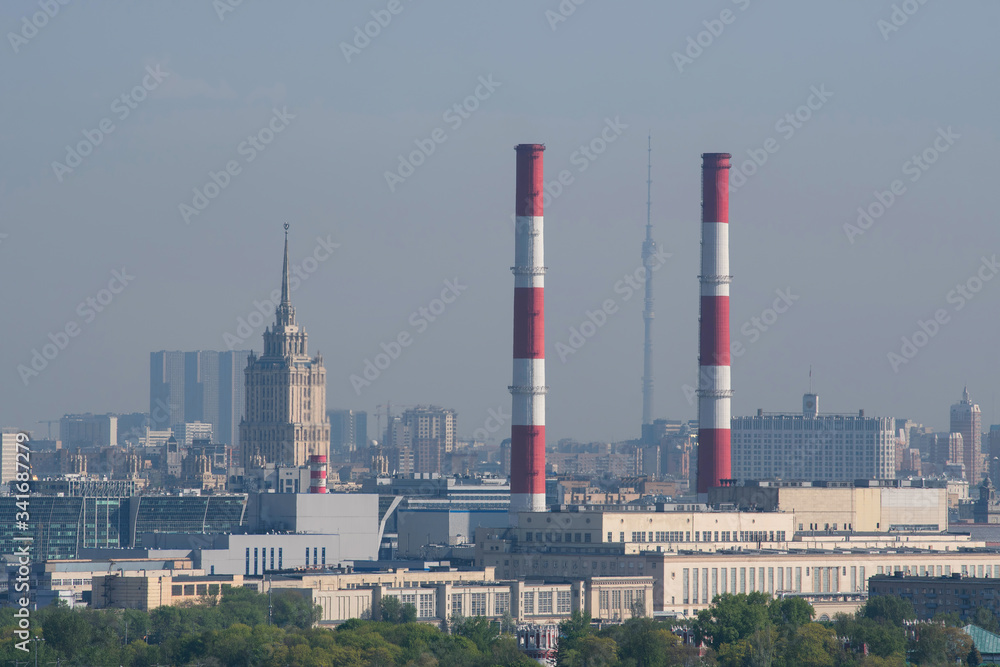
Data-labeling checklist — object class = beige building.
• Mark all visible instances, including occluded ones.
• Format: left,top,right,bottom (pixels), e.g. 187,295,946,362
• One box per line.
240,230,330,468
710,481,949,533
91,573,244,610
263,568,653,625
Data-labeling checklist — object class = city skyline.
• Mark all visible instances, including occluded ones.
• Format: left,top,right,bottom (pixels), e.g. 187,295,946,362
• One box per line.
3,3,999,445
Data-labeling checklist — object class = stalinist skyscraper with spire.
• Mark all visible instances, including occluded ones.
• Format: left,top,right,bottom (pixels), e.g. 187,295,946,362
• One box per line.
240,225,330,469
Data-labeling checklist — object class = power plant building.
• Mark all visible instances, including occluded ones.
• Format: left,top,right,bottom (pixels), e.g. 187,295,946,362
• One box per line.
731,394,896,482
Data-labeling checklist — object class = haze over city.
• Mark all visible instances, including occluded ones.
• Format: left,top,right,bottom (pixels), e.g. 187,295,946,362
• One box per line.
3,1,999,443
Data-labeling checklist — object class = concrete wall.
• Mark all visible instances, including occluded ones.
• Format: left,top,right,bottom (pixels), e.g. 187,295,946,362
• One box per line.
246,492,379,535
396,509,508,558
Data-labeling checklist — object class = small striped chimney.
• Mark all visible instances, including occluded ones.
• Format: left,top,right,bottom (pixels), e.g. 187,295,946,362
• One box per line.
309,454,328,494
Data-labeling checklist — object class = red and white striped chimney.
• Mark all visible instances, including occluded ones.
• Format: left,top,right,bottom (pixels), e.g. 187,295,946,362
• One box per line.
697,153,733,495
510,144,547,517
309,454,327,494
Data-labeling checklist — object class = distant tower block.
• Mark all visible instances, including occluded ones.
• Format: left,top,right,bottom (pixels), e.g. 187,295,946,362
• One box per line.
309,454,328,493
509,144,547,517
697,153,733,494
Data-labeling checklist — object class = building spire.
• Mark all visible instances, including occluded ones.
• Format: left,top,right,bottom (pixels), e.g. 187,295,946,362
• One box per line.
274,223,295,329
281,222,290,306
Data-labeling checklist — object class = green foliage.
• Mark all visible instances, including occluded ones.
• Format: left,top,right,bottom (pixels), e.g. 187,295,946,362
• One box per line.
451,615,499,653
378,596,418,624
858,595,915,627
694,592,774,651
969,644,983,667
931,610,964,627
973,606,1000,634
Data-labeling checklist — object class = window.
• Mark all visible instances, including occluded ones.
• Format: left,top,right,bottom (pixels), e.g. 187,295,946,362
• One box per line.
607,532,613,542
557,591,571,613
172,585,182,596
523,592,534,614
612,590,622,610
471,592,487,616
197,584,207,596
599,590,609,610
495,592,510,615
278,548,282,570
584,533,591,543
419,594,434,618
539,592,553,614
183,584,195,596
452,593,463,616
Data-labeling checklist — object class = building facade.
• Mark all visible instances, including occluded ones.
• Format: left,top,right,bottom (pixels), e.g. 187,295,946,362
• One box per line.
240,230,330,468
59,414,117,449
401,407,457,475
149,350,251,447
328,409,368,454
731,394,896,481
951,387,984,483
870,572,1000,622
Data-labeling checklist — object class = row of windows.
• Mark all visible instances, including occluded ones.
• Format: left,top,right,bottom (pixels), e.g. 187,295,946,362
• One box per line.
171,583,223,597
525,532,592,543
612,530,785,544
598,589,644,611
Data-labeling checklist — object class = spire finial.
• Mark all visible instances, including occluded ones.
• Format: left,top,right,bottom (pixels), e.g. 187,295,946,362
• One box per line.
281,223,290,306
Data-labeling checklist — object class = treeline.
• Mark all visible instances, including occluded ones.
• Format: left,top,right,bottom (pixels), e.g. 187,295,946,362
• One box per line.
1,588,992,666
558,593,990,666
0,587,539,666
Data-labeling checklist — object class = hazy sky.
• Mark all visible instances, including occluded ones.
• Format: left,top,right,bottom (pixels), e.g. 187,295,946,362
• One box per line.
3,1,999,445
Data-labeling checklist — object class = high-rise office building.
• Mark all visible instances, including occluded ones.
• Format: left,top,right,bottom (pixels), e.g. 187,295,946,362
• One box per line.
328,409,368,453
149,350,251,446
239,228,330,468
731,394,896,481
950,387,983,483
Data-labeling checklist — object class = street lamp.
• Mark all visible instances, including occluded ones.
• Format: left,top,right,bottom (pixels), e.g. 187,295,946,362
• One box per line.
30,637,44,667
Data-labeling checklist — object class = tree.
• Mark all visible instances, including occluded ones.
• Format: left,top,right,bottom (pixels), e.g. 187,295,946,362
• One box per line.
786,623,835,667
694,593,774,651
378,596,417,624
270,589,322,629
452,615,499,654
560,636,619,667
859,596,914,627
969,644,983,667
852,617,907,659
616,617,679,667
746,627,776,667
769,597,814,635
973,606,1000,634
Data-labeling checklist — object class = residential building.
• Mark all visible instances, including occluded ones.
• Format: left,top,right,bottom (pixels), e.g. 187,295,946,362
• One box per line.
870,572,1000,621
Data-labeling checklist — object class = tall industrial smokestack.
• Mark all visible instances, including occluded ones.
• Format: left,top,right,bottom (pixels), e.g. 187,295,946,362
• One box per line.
510,144,547,517
641,135,656,437
697,152,732,495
